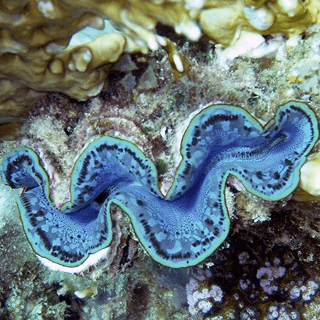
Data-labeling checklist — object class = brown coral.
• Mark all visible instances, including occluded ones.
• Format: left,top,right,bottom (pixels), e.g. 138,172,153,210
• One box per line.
1,0,319,119
0,0,200,117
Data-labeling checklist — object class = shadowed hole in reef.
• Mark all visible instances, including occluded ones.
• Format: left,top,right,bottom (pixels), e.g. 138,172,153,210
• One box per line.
126,283,149,320
58,291,83,320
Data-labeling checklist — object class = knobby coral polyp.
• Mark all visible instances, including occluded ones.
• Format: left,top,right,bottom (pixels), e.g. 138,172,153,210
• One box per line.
1,102,318,272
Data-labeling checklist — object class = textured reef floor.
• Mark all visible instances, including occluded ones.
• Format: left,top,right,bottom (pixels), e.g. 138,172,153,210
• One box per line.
2,26,320,320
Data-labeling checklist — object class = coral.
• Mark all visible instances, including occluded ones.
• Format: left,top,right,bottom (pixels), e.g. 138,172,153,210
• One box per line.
186,270,223,315
1,0,320,118
181,213,320,318
1,102,318,271
200,0,319,47
256,260,286,295
0,0,197,117
293,151,320,201
0,30,125,116
265,305,300,320
2,24,320,319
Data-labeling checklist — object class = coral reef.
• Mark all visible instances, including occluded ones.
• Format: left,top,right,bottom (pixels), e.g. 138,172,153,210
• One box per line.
1,0,320,120
179,198,320,318
2,22,320,319
0,0,198,117
200,0,319,47
186,270,223,315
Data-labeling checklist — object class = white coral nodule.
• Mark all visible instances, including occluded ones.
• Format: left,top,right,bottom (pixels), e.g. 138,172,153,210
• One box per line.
186,281,223,315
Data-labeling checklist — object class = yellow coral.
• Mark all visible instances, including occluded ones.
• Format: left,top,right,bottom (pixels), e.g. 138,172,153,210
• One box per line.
0,0,319,117
0,0,201,117
200,0,318,46
293,152,320,202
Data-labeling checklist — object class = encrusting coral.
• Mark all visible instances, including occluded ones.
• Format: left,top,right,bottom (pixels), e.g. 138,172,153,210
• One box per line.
0,0,320,119
200,0,319,46
0,0,199,117
1,101,318,271
293,151,320,201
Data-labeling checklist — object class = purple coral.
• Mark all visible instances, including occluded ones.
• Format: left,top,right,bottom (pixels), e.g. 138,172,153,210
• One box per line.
267,305,299,320
186,277,223,316
301,280,319,301
256,263,286,295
